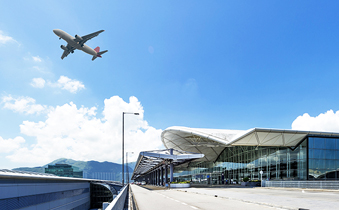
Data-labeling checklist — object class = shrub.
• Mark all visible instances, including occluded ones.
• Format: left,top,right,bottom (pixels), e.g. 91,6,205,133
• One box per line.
243,177,249,182
171,181,190,184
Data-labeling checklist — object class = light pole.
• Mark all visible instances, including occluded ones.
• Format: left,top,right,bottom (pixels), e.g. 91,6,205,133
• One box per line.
126,152,134,184
122,112,139,186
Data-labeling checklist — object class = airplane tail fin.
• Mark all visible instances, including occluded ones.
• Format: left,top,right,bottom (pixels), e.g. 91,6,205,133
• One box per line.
94,47,100,53
92,46,108,61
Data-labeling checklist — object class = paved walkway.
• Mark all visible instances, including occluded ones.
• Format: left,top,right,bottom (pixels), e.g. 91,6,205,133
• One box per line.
131,185,293,210
131,185,339,210
179,186,339,210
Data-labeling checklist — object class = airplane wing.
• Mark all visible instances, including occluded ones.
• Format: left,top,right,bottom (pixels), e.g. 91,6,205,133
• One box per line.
74,30,104,46
61,44,75,60
61,50,70,60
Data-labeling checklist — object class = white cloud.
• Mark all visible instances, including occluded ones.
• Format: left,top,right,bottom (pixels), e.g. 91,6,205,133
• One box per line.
56,76,85,93
1,95,48,115
5,96,163,166
291,109,339,132
0,30,16,44
0,136,25,153
31,78,45,88
32,66,46,73
31,76,85,93
32,56,42,62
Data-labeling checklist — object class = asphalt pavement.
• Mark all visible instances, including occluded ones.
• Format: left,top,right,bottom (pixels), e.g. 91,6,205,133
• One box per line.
130,184,314,210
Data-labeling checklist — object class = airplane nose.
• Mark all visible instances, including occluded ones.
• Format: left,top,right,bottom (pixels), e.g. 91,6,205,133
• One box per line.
53,29,59,35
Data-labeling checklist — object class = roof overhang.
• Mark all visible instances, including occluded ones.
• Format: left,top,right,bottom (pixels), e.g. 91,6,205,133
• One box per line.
161,126,339,162
131,149,204,180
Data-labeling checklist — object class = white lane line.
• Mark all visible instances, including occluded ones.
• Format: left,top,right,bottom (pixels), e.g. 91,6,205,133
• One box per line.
182,202,187,205
190,206,198,209
174,200,180,202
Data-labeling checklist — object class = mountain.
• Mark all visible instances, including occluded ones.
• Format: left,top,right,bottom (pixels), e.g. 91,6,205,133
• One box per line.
11,167,45,173
12,158,136,182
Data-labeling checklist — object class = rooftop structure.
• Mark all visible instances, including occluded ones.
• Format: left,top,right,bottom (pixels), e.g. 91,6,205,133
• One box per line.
132,149,204,181
133,126,339,186
0,169,122,209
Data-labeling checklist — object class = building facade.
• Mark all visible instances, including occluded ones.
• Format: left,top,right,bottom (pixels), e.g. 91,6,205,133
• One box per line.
45,164,83,178
132,126,339,185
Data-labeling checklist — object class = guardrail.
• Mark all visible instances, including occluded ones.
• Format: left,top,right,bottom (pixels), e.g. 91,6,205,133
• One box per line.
105,184,129,210
266,181,339,190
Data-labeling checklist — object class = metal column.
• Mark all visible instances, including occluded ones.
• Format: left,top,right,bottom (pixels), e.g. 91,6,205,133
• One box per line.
157,169,160,185
151,171,154,185
165,163,168,184
156,169,158,185
161,167,164,186
170,149,174,182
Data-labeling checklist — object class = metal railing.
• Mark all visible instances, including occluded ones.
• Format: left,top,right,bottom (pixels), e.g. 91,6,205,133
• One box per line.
266,180,339,190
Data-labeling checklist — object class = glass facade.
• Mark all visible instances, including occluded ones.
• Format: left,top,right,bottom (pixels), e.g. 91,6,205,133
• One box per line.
45,164,83,178
173,137,339,184
308,137,339,180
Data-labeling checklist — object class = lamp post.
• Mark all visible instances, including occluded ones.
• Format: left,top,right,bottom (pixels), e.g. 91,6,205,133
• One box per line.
122,112,139,186
126,152,134,184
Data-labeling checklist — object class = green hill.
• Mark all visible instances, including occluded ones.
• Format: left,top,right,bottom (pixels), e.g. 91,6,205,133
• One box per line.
12,158,136,182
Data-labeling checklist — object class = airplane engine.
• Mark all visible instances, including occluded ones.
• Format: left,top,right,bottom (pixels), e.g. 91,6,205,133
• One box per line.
60,45,68,51
75,35,83,41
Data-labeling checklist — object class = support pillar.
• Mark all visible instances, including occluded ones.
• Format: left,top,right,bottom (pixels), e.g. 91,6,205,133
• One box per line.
151,171,154,185
170,148,174,182
161,167,164,186
158,169,160,185
156,169,158,185
165,163,168,184
170,162,174,182
158,168,160,185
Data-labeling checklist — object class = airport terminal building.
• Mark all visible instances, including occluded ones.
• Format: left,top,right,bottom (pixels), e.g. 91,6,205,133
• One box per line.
133,126,339,185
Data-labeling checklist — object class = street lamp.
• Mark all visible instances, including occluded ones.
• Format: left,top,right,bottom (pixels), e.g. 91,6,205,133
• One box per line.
126,152,134,184
122,112,139,186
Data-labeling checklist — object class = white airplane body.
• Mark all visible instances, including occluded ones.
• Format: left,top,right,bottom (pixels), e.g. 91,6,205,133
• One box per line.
53,29,107,60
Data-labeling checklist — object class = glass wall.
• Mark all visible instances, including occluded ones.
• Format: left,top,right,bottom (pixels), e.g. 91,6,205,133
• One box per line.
308,137,339,180
173,139,307,184
173,136,339,184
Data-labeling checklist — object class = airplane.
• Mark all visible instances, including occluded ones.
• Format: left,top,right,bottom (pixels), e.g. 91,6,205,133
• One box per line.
53,29,108,61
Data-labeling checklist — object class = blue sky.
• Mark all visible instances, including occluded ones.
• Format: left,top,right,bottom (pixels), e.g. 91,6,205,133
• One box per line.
1,1,339,169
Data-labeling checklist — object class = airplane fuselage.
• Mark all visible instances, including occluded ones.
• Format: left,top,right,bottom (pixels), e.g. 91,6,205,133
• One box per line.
53,29,97,56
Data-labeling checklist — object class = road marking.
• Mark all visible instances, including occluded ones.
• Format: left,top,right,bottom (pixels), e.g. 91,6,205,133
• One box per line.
190,206,198,209
182,202,187,205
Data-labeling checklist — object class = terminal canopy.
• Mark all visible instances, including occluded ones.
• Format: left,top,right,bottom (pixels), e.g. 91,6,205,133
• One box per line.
131,149,204,180
162,126,339,162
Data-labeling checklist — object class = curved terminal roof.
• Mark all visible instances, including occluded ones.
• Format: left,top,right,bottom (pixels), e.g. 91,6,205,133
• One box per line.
161,126,339,162
131,149,204,180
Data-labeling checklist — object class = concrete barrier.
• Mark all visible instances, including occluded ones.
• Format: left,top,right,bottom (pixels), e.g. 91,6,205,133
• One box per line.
266,181,339,190
105,185,129,210
170,183,190,188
